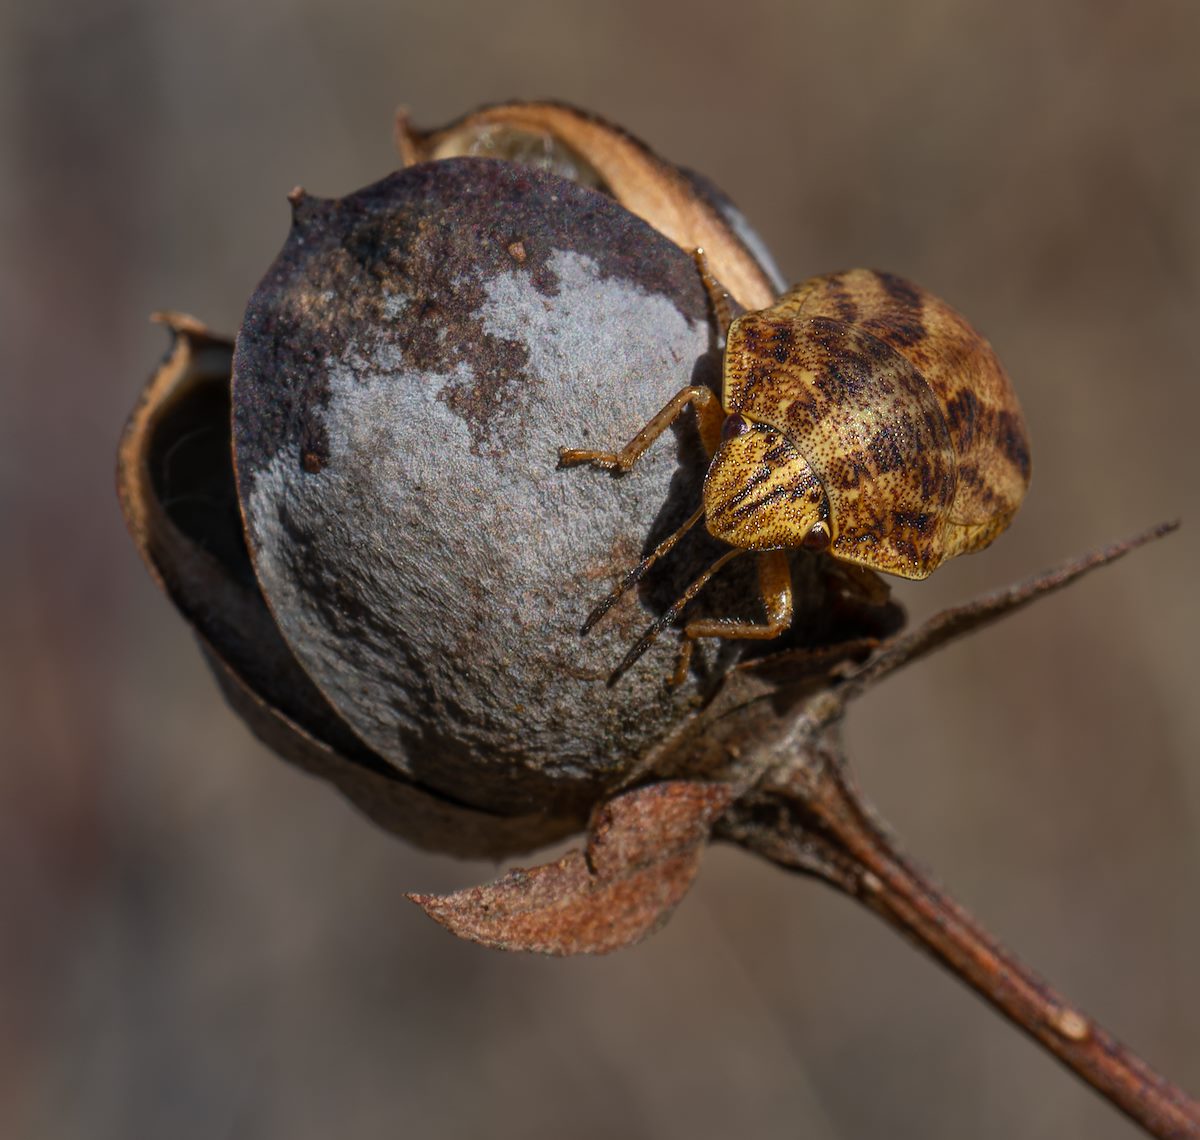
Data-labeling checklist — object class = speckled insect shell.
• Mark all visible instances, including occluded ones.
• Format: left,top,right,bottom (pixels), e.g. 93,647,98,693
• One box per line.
712,269,1031,578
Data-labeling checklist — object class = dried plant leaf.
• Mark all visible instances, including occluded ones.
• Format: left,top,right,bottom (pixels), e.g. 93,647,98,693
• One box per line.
396,100,782,311
409,781,735,954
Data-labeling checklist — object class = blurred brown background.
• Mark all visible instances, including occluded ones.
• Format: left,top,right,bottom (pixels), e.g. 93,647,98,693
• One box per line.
2,0,1197,1137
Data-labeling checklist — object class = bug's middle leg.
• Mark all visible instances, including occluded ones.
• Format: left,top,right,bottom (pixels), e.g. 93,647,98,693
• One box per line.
558,384,724,472
670,549,794,685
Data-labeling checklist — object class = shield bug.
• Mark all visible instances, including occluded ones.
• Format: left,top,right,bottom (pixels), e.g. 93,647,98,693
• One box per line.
559,253,1032,684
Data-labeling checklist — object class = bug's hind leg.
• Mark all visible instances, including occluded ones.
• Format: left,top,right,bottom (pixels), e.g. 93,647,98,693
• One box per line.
558,384,723,472
670,550,793,686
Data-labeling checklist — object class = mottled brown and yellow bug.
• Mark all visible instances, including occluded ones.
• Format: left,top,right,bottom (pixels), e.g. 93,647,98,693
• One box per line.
560,255,1031,684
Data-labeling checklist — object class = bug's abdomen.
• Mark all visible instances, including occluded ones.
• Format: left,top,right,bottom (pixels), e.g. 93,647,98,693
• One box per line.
766,269,1031,565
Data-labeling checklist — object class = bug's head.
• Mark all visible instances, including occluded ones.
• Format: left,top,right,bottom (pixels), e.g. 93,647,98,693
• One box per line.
703,413,831,552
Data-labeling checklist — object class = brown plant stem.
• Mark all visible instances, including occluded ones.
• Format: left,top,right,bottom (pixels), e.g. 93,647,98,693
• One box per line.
832,519,1180,706
725,742,1200,1139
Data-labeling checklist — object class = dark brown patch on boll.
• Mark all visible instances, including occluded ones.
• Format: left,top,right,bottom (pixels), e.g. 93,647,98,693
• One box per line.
298,417,330,474
235,160,717,481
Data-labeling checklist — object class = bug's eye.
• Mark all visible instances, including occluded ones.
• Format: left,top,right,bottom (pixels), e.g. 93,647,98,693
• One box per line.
802,521,831,552
721,414,750,441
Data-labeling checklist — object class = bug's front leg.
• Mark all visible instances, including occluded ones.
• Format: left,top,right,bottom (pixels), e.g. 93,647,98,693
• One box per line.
671,549,793,686
558,384,724,472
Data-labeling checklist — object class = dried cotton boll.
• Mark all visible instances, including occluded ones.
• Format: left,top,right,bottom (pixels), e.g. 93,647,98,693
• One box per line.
233,159,754,817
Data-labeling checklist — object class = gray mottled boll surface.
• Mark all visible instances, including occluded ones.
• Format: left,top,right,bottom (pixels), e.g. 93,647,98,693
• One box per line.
232,158,772,816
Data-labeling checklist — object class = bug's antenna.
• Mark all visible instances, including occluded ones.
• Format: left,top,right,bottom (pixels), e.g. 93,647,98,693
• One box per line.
581,503,707,634
607,547,743,685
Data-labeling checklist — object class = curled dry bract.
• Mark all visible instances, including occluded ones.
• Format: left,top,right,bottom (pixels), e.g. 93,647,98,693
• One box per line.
117,314,582,857
394,100,786,312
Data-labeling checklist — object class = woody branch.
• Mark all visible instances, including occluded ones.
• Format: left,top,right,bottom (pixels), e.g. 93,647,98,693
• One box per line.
719,521,1198,1140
